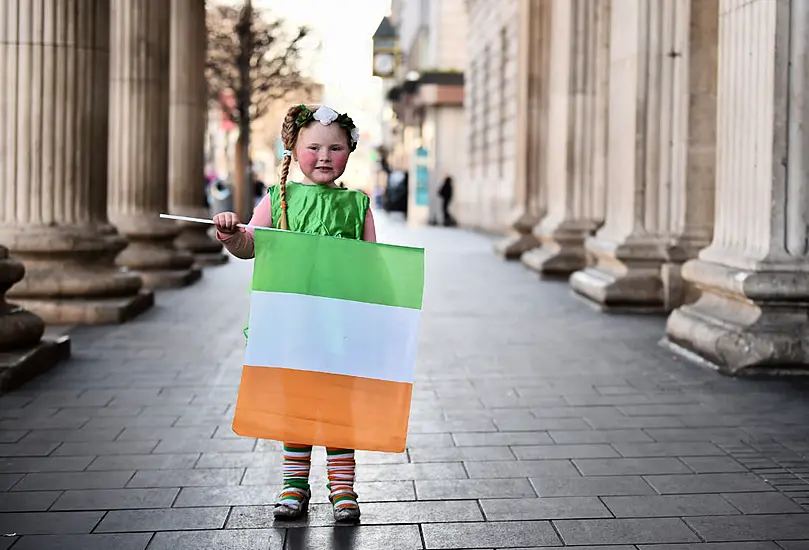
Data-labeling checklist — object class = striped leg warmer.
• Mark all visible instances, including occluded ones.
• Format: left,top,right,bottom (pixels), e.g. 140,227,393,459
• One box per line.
279,443,312,509
326,448,358,510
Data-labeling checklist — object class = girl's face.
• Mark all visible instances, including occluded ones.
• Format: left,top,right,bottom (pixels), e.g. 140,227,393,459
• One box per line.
295,123,351,185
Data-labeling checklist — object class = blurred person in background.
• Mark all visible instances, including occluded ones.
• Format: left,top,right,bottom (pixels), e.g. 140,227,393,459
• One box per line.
438,173,455,226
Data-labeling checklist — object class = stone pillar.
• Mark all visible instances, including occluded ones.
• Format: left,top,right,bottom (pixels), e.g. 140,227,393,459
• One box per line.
656,0,719,309
0,246,70,392
109,0,202,289
0,0,153,324
169,0,226,267
495,0,551,259
570,0,711,311
667,0,809,373
521,0,609,277
589,0,611,255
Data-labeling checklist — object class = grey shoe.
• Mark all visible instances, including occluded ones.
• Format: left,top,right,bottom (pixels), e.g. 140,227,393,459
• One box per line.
333,504,361,523
329,491,361,523
273,488,311,520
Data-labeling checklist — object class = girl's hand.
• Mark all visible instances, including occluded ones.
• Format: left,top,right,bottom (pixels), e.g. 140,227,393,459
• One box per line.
213,212,244,235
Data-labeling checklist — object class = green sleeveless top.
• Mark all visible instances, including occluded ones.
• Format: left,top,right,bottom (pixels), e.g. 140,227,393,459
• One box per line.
268,181,370,240
244,181,370,341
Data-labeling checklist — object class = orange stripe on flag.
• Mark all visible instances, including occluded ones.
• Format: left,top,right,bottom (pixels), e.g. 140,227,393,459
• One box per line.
231,366,413,453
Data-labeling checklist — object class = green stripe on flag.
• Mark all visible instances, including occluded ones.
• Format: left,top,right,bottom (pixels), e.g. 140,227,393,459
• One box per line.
251,229,424,309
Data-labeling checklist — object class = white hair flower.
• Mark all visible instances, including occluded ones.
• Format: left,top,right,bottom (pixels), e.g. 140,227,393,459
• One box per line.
302,104,358,148
313,105,339,125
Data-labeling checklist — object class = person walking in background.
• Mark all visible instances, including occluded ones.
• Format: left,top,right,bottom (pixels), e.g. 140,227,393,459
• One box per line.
438,173,455,226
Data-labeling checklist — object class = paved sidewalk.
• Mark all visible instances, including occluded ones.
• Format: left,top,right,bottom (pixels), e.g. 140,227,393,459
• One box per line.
1,213,809,549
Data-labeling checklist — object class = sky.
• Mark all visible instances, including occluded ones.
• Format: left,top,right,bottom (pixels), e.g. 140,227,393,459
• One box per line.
215,0,392,186
254,0,393,186
254,0,391,130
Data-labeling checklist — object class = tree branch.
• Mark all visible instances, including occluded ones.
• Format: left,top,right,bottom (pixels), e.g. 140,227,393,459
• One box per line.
206,2,313,126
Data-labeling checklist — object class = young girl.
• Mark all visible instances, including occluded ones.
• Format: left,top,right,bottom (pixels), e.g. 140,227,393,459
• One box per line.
213,104,375,523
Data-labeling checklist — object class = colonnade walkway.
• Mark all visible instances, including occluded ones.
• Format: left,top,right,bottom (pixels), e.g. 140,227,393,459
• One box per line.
1,214,808,549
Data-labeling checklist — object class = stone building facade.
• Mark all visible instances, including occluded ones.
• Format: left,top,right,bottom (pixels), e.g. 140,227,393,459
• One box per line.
0,0,221,387
464,0,809,374
381,0,467,226
457,0,521,233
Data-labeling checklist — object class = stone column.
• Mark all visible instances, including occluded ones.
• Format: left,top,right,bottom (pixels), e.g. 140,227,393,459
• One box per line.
169,0,226,267
0,246,70,392
521,0,609,277
656,0,719,309
570,0,675,311
109,0,201,289
495,0,551,259
589,0,611,251
0,0,153,324
667,0,809,373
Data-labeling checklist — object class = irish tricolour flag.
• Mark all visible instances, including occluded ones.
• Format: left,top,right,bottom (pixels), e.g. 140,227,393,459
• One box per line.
232,227,425,453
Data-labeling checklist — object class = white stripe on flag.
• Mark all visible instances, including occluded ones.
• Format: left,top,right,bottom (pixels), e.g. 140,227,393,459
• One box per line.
244,291,420,384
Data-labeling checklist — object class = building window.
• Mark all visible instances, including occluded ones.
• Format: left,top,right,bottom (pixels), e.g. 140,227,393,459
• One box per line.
499,27,508,178
482,45,490,172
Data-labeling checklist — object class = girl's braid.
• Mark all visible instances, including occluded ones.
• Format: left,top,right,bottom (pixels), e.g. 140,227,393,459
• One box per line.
278,105,306,230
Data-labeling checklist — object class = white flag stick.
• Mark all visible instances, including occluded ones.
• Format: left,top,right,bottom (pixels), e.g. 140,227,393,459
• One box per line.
159,213,275,232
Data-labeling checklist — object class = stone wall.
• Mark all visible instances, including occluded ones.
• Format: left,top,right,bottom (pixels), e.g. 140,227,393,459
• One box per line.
431,0,467,71
458,0,519,233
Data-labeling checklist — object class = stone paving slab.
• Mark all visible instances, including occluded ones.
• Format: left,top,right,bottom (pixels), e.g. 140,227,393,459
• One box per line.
0,214,808,548
6,534,152,550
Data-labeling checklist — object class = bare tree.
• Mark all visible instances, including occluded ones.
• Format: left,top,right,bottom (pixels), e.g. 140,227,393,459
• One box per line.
205,1,311,219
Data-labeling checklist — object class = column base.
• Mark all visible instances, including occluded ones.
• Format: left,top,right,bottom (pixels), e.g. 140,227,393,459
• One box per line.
0,241,71,394
174,224,227,267
0,305,44,349
0,247,46,348
113,217,201,290
665,258,809,375
495,233,539,260
13,291,155,325
661,262,702,312
193,252,229,268
2,226,150,325
139,268,202,290
0,335,71,393
521,245,585,279
569,236,667,313
521,219,598,279
494,211,541,260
